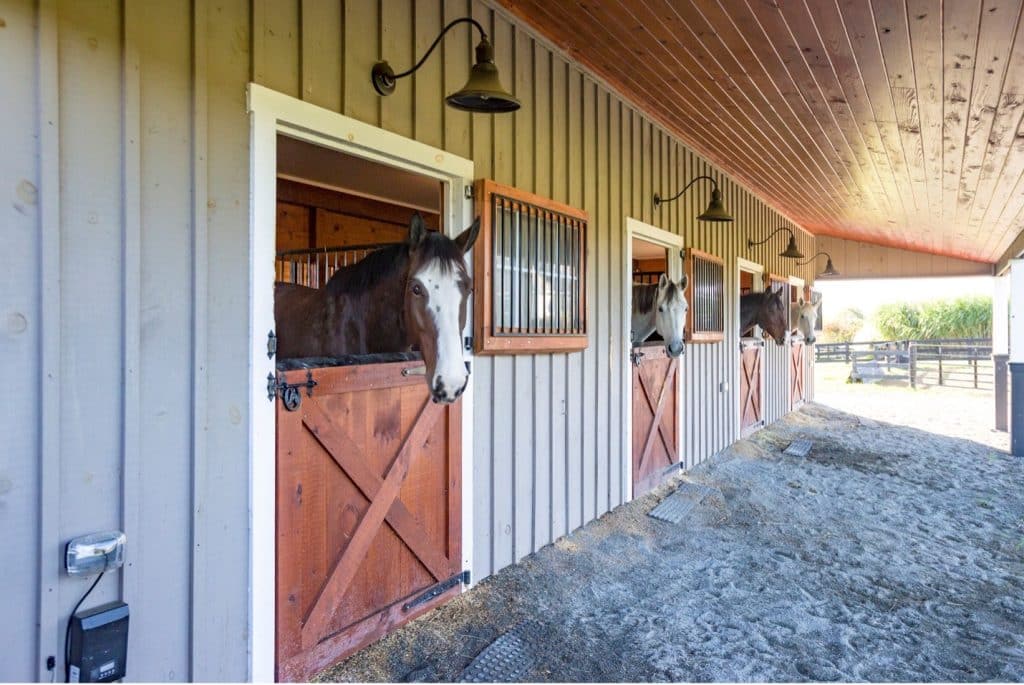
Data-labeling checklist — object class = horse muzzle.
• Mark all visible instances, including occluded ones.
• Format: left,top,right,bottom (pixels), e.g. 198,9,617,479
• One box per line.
431,373,468,404
666,340,685,358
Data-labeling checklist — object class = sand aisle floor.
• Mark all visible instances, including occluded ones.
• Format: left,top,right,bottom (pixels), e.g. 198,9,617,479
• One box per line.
317,404,1024,682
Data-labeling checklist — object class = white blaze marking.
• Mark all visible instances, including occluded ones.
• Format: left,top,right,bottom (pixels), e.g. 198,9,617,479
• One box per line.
417,260,467,398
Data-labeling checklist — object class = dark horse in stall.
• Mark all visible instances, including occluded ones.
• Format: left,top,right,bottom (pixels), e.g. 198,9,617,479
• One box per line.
740,289,789,345
274,214,481,404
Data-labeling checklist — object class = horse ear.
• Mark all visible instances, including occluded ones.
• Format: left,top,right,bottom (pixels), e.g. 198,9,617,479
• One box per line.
658,273,669,290
408,213,427,249
454,217,481,254
678,274,688,291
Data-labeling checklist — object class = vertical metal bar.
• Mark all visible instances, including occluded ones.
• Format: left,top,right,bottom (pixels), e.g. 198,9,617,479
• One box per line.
543,210,550,333
495,195,502,333
528,205,535,333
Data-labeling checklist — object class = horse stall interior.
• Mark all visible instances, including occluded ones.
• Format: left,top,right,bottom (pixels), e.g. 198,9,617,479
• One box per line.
272,136,464,681
739,268,765,437
630,238,680,497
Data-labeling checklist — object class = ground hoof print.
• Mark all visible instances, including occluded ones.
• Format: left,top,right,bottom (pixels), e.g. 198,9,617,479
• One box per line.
794,657,843,681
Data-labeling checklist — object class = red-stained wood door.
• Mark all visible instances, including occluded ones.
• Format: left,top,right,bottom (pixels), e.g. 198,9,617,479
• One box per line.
275,361,462,682
740,339,764,437
790,340,806,410
632,345,679,497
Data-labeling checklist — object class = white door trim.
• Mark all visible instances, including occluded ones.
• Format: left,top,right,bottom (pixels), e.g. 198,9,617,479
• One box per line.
736,258,765,441
246,83,475,682
623,218,685,502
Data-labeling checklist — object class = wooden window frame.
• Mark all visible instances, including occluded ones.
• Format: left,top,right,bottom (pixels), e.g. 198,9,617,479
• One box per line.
472,179,589,355
684,248,726,344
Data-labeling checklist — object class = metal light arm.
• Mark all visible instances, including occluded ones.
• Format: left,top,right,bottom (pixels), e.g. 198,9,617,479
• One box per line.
795,251,832,266
748,226,795,248
397,17,485,80
373,17,486,94
653,175,719,209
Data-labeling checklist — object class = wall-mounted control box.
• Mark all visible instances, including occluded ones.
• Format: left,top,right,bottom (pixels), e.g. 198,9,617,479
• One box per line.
67,601,129,682
65,531,126,576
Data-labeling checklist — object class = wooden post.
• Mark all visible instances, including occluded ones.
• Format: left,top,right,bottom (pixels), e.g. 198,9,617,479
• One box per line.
909,343,917,389
844,342,850,363
937,345,943,386
973,357,978,389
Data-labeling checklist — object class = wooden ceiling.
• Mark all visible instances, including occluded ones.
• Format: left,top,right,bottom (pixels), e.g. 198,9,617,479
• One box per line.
496,0,1024,264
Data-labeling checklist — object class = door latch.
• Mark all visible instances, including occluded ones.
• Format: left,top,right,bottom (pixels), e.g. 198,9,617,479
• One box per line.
267,370,317,411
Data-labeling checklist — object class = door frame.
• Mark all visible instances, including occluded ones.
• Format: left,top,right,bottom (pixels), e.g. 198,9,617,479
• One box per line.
247,84,475,682
736,257,765,440
623,218,685,501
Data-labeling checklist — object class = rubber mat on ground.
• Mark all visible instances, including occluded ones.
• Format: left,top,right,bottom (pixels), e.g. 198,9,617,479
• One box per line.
458,620,542,682
783,439,815,458
648,482,722,524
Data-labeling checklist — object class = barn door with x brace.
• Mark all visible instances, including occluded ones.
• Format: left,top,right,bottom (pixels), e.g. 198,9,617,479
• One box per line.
631,345,680,497
790,340,806,410
740,338,765,437
274,360,463,681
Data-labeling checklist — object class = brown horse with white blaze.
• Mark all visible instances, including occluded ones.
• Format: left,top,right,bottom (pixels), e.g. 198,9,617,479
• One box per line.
274,214,480,403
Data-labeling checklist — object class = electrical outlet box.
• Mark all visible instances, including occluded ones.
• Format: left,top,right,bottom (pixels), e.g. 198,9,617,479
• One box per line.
66,531,125,576
67,601,129,683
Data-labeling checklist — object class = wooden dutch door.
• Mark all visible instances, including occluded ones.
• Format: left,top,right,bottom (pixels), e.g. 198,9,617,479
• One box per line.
740,339,764,436
274,361,463,681
790,340,806,410
631,346,680,497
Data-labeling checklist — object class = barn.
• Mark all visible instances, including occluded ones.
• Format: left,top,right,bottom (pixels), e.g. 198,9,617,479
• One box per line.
4,0,1012,682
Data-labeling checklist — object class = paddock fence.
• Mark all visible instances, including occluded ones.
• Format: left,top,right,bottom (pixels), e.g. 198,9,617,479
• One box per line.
814,338,994,391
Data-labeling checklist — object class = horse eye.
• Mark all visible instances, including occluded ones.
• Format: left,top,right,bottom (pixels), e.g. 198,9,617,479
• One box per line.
658,306,665,312
411,283,424,296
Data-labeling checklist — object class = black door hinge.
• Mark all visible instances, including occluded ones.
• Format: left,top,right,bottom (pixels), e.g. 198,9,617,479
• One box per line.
267,330,277,359
464,186,474,200
267,370,317,411
463,335,473,351
402,570,470,612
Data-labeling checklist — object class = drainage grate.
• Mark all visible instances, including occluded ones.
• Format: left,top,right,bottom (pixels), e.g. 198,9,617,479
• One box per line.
648,482,722,524
783,439,814,458
458,620,541,682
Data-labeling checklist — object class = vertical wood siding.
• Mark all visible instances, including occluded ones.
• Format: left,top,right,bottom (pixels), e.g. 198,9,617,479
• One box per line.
9,0,815,680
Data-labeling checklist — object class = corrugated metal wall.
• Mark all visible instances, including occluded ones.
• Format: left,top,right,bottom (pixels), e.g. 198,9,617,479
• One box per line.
6,0,815,680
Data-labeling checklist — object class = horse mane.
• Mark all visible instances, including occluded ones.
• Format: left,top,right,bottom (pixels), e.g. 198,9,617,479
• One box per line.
323,233,467,297
634,279,679,315
324,242,409,296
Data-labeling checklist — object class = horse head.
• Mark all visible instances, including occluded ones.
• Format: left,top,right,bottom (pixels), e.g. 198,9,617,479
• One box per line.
792,296,818,344
404,214,480,404
760,289,789,345
655,273,688,357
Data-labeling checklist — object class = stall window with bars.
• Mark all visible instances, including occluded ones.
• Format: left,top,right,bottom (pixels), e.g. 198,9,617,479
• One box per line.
684,248,725,343
473,179,588,354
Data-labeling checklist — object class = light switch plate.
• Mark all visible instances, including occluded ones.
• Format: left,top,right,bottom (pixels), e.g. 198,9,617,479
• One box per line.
66,531,126,576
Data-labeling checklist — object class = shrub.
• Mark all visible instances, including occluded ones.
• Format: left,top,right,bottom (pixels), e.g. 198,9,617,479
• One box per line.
820,307,864,343
875,296,991,340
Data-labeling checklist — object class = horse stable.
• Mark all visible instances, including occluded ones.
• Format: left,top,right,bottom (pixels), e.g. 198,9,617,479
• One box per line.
7,0,1020,681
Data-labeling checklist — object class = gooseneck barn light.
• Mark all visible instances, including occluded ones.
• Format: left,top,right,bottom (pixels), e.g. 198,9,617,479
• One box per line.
371,17,520,113
797,251,840,277
748,227,805,260
653,175,733,222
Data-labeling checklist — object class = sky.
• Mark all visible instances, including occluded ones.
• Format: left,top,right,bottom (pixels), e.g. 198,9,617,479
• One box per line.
814,275,994,340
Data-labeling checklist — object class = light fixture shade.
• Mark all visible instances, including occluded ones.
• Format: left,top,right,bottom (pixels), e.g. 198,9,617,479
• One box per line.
821,256,839,276
780,234,804,259
696,188,733,222
446,38,520,113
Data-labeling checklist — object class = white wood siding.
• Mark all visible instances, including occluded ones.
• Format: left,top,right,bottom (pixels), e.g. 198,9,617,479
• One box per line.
5,0,816,680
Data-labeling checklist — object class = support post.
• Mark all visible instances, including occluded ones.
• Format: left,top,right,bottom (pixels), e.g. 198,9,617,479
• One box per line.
1008,261,1024,455
995,355,1008,431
